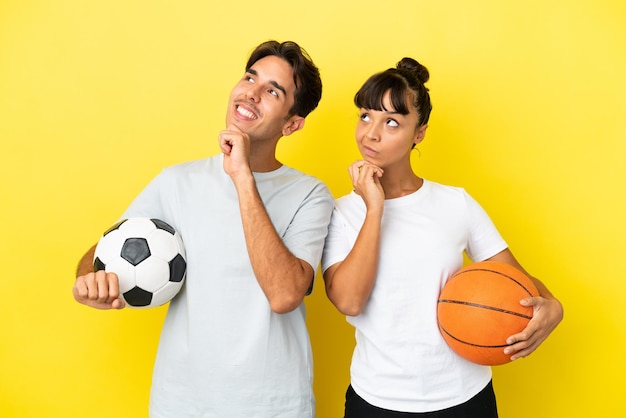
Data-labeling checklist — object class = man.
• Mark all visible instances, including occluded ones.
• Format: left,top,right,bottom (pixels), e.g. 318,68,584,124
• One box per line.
73,40,333,417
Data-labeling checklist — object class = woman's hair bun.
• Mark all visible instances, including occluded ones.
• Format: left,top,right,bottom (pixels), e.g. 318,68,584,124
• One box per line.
396,57,429,84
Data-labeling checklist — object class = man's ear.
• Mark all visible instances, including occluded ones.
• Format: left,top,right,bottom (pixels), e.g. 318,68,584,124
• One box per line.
282,116,305,137
414,124,428,146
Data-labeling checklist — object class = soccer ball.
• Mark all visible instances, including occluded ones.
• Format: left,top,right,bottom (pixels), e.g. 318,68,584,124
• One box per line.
93,217,187,308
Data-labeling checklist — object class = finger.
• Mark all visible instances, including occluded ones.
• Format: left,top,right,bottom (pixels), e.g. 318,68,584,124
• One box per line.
94,271,112,303
520,296,542,308
73,276,89,300
219,135,231,148
358,162,383,177
348,162,363,183
84,272,100,300
89,271,118,304
506,322,538,346
349,161,363,173
504,332,535,357
360,164,382,180
218,132,233,151
508,339,541,361
504,338,526,356
106,272,120,304
111,297,126,310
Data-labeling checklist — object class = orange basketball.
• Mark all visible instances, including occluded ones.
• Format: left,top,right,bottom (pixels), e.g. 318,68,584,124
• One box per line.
437,261,539,366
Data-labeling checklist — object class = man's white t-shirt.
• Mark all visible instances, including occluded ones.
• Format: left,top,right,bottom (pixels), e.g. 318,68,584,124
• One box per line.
122,155,334,417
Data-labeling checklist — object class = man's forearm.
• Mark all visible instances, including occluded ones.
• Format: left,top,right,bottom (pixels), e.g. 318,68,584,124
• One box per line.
76,245,97,277
234,177,312,313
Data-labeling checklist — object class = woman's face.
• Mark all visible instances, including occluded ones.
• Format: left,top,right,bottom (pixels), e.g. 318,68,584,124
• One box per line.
355,90,426,168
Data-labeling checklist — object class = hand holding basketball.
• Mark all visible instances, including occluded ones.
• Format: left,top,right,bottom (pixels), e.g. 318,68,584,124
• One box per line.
503,286,564,361
437,261,539,365
438,260,563,365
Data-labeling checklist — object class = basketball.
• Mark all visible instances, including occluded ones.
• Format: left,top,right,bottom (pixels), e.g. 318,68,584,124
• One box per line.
437,261,539,365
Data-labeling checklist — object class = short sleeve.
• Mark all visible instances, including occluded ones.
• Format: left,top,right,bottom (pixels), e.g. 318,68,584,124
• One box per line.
321,206,353,273
463,191,508,262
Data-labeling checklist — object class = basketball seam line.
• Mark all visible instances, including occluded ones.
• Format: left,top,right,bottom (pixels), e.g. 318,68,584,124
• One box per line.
437,299,533,319
438,326,510,348
451,267,536,296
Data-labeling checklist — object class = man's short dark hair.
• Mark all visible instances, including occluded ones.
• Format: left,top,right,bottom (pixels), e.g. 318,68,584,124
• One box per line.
246,40,322,118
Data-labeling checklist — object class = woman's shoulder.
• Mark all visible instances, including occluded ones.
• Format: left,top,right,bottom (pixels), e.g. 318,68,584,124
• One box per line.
335,190,361,204
423,179,469,199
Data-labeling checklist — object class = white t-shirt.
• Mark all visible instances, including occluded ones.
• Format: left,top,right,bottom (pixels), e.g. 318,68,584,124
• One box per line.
322,180,508,413
122,155,334,418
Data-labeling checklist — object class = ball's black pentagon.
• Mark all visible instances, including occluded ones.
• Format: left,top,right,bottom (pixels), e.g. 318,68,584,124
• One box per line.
151,218,175,235
121,237,151,266
102,219,127,237
169,253,187,283
93,257,106,272
123,287,153,307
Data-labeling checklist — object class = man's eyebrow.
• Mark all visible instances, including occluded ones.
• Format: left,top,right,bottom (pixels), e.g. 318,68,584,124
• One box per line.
269,80,287,96
247,68,287,96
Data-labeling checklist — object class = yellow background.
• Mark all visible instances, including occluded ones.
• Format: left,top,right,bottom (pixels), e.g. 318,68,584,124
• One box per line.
1,0,624,416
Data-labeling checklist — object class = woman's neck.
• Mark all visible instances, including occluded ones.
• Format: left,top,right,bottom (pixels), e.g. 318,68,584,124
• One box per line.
380,170,423,199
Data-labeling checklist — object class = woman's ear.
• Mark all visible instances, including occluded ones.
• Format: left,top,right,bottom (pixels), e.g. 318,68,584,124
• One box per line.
414,124,428,146
282,116,305,137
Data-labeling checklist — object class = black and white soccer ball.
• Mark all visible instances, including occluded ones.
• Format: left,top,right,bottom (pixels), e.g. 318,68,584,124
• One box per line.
93,217,187,309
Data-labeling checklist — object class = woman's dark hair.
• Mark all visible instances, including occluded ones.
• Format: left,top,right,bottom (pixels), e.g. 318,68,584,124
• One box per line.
354,57,432,127
246,40,322,118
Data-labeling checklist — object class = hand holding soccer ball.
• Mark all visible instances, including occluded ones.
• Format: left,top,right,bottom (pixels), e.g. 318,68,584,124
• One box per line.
74,218,187,310
73,269,126,310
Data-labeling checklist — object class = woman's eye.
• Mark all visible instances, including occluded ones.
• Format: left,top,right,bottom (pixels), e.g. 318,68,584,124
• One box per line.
360,113,370,122
386,119,399,127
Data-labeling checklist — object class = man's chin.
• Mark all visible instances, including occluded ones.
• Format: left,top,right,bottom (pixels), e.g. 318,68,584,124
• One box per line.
226,117,251,133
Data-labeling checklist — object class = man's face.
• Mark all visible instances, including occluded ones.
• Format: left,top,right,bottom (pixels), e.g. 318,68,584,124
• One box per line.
226,55,298,143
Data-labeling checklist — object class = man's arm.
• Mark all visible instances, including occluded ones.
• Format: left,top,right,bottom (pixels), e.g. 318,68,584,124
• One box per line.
235,176,315,313
76,245,96,277
219,126,314,313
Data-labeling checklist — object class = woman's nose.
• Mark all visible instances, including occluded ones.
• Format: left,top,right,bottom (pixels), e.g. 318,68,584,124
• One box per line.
365,123,381,141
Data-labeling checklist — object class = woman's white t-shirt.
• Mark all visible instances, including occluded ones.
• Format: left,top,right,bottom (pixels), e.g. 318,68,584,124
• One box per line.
322,180,508,413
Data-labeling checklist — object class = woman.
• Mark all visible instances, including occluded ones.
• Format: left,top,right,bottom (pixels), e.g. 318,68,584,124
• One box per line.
321,58,563,417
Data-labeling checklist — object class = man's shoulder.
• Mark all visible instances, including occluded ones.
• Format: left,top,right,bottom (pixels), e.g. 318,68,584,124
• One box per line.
160,155,221,175
278,166,331,194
